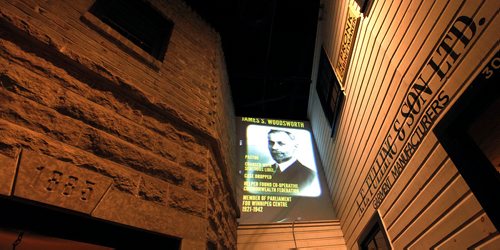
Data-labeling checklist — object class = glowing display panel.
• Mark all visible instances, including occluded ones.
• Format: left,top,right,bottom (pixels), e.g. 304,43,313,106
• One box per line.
236,117,336,223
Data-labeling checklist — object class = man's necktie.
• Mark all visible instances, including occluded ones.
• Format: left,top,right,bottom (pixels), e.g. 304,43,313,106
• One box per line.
274,164,281,175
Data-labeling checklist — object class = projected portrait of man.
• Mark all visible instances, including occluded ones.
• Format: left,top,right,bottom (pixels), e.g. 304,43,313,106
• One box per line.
268,129,316,193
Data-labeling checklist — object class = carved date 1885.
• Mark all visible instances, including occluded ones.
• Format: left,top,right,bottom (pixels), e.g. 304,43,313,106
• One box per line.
32,166,95,201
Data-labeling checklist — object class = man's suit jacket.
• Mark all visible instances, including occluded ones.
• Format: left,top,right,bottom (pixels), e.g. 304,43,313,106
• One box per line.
272,160,315,191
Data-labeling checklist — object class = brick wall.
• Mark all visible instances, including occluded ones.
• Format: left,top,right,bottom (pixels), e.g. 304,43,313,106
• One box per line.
0,0,237,249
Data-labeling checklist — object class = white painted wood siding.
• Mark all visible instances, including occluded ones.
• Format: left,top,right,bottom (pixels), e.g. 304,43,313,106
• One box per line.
308,0,499,249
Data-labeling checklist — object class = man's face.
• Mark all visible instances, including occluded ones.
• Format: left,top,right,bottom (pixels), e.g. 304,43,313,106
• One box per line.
268,131,297,163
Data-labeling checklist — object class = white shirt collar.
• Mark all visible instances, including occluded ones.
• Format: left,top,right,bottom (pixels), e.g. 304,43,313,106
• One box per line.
277,157,297,172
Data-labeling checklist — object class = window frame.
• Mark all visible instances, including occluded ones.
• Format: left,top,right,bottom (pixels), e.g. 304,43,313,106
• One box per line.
83,0,174,70
354,0,372,14
358,212,391,250
434,50,500,231
315,46,345,137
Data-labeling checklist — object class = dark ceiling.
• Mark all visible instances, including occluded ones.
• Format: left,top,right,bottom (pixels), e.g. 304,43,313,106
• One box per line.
184,0,320,120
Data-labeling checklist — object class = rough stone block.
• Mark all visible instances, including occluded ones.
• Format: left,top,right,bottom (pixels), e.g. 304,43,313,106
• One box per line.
0,152,17,196
188,172,207,193
138,175,169,205
168,185,206,217
180,239,206,250
92,187,206,241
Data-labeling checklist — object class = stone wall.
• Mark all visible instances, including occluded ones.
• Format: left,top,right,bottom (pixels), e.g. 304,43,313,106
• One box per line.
0,0,237,249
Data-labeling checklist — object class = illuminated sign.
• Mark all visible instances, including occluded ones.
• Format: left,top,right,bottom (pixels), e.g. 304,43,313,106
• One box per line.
236,117,336,223
335,6,360,85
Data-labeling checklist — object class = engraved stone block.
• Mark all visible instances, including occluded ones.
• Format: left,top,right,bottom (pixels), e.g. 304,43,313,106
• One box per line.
0,153,17,196
13,150,112,214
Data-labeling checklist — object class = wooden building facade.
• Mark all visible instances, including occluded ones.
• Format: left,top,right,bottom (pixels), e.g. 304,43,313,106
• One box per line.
308,0,499,249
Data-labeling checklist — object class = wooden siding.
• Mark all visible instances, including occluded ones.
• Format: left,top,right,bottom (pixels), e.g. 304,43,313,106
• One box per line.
309,0,499,249
237,220,347,249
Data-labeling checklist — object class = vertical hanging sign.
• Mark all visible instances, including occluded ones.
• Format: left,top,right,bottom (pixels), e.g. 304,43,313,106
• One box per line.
335,6,360,85
235,117,336,223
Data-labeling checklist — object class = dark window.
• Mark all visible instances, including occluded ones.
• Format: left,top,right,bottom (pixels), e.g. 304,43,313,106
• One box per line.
89,0,173,60
207,241,217,250
355,0,372,14
359,213,391,250
316,47,344,135
434,50,500,231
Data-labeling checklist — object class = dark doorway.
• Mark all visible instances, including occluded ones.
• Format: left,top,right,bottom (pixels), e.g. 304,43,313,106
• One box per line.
434,50,500,231
0,196,181,249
